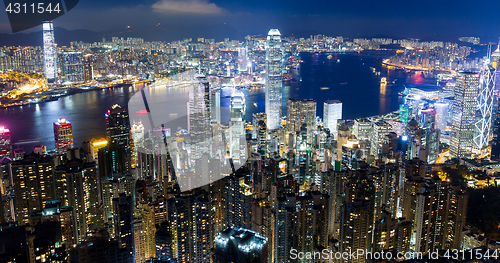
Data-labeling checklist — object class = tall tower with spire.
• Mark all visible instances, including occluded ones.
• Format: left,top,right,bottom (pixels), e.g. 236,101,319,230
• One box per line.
265,29,283,130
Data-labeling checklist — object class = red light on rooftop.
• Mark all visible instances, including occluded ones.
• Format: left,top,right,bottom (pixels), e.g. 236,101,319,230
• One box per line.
136,110,149,114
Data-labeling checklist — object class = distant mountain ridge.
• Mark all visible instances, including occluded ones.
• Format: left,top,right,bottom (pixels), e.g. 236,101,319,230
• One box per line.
0,23,243,46
0,24,496,47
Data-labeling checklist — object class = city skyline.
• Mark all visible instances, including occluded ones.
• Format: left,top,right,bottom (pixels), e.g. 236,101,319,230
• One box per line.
1,0,500,41
1,6,500,260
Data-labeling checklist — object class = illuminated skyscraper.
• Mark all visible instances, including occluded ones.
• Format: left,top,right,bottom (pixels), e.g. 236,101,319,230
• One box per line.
253,113,267,156
106,104,131,172
106,104,130,148
434,101,449,133
286,98,317,134
229,90,246,164
420,108,440,164
265,29,283,130
12,153,55,225
113,193,134,260
275,192,329,262
53,159,100,242
43,21,57,82
210,89,221,124
187,74,211,159
238,47,248,73
474,60,497,152
53,118,74,153
450,71,480,158
0,126,12,158
62,52,84,83
83,54,93,82
323,99,342,139
370,120,392,159
168,190,211,263
340,171,374,263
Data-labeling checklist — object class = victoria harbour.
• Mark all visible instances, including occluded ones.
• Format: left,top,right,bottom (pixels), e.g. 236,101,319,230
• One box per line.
2,10,500,260
0,51,435,152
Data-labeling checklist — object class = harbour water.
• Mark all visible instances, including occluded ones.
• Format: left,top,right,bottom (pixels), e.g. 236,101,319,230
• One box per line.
0,51,435,152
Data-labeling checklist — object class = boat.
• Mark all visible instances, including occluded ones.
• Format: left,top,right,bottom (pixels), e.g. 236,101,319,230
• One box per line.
320,87,330,90
381,77,387,84
327,55,333,59
253,103,258,107
337,59,340,63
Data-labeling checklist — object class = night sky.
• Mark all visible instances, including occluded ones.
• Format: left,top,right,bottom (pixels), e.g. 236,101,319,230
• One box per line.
1,0,500,39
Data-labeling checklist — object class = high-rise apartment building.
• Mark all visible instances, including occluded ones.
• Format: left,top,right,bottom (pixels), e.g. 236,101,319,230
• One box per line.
12,153,55,225
370,120,392,158
54,159,100,242
275,192,329,262
168,190,211,263
265,29,283,130
339,171,375,260
29,200,76,245
286,98,316,134
54,118,74,153
62,52,84,83
113,193,134,261
83,54,93,82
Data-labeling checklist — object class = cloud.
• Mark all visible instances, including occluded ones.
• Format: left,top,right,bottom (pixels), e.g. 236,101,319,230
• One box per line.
152,0,226,14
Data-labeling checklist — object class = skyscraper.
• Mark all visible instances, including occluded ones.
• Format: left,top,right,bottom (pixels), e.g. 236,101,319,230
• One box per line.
43,21,57,82
238,47,248,73
0,127,12,159
211,89,221,124
265,29,283,130
323,99,342,139
474,61,497,152
187,74,211,159
53,118,74,153
105,104,131,172
286,98,317,134
434,101,449,133
54,159,100,243
229,90,246,164
83,54,93,82
113,193,134,260
450,71,480,158
340,171,375,263
106,104,130,148
12,153,55,225
370,120,392,159
168,190,211,263
62,52,84,83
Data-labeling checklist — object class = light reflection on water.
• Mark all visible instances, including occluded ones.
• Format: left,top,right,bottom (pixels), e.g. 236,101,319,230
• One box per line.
0,51,435,152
